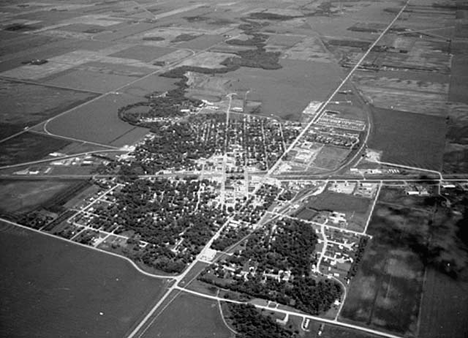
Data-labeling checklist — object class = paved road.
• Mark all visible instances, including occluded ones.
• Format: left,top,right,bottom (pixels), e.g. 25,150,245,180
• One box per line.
173,286,404,338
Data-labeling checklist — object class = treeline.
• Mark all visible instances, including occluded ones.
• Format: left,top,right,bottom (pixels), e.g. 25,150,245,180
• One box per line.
227,303,296,338
118,76,202,126
346,236,369,280
214,275,341,315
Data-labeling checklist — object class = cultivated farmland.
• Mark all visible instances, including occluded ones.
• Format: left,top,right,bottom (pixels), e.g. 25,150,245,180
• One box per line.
340,204,430,336
0,222,168,338
367,107,446,170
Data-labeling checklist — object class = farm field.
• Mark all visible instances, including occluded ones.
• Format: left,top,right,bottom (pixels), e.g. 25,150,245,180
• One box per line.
221,59,342,121
43,93,149,146
0,221,168,338
0,132,70,166
340,204,430,336
0,79,98,139
0,179,79,215
140,292,232,338
418,268,468,338
367,107,446,170
443,103,468,174
304,322,381,338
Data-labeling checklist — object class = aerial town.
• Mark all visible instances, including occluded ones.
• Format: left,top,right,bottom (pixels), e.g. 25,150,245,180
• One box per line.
0,1,467,338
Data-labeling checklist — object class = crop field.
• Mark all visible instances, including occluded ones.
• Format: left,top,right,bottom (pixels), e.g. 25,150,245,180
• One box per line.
0,79,98,139
44,93,149,146
0,222,168,338
222,59,341,121
44,68,138,93
376,39,451,74
76,61,156,78
418,268,468,338
283,37,335,63
340,204,429,336
186,72,230,101
304,323,381,338
179,51,233,69
177,34,225,50
0,132,70,166
141,293,232,338
354,73,449,117
109,45,175,63
449,44,468,104
377,186,437,211
121,74,179,97
0,180,78,215
368,107,446,170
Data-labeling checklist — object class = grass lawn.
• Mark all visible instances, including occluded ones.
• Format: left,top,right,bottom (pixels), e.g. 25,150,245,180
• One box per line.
0,222,168,338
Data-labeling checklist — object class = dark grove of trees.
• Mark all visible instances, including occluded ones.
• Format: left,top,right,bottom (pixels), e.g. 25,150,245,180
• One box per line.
201,219,343,315
227,303,296,338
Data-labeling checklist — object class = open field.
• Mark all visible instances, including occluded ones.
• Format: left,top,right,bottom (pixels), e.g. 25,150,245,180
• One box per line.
186,72,230,101
0,132,70,166
110,45,175,63
340,204,429,336
222,59,341,121
0,221,168,338
43,93,149,146
0,79,98,139
368,107,446,170
377,186,437,211
354,73,449,117
0,180,79,215
449,43,468,104
304,322,381,338
296,190,371,231
312,145,351,170
443,103,468,174
141,293,232,338
306,191,370,214
418,268,468,338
